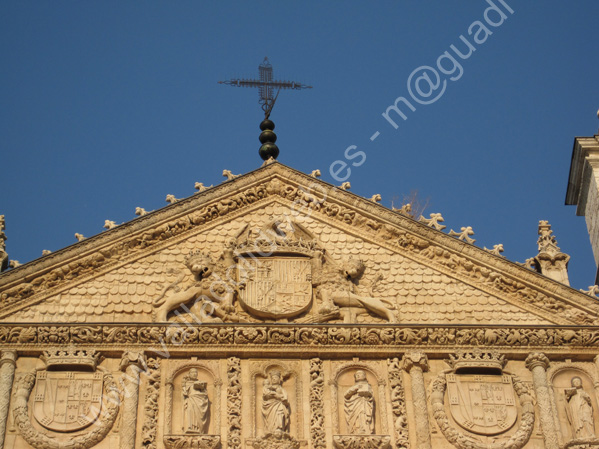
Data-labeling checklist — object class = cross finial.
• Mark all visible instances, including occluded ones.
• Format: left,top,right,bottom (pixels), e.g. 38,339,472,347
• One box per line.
219,57,312,119
219,58,312,162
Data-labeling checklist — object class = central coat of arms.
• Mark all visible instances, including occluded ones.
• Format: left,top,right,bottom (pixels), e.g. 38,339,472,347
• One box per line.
235,219,318,320
239,257,312,319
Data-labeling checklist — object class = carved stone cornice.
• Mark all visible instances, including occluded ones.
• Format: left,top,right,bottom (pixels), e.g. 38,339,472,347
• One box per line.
525,352,550,371
1,163,597,326
1,324,599,352
402,351,429,373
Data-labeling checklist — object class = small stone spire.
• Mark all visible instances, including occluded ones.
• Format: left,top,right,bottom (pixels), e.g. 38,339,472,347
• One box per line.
533,220,570,285
259,119,279,161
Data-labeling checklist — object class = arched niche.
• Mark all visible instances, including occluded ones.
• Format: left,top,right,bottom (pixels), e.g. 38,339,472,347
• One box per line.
164,363,222,437
249,361,304,441
330,362,388,436
549,365,599,443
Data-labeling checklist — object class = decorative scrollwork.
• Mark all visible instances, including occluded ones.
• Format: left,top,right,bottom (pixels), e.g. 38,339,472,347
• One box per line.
387,358,409,449
309,358,326,449
141,357,161,449
430,372,534,449
12,371,120,449
227,357,242,449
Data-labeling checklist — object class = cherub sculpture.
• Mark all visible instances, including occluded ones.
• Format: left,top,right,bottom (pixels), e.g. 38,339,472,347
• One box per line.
152,247,240,322
312,256,397,323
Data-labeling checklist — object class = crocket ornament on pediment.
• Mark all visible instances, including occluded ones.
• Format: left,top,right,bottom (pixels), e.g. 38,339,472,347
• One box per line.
151,218,398,324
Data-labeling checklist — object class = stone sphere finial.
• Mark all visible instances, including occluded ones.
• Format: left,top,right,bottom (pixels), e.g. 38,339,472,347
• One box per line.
259,119,279,161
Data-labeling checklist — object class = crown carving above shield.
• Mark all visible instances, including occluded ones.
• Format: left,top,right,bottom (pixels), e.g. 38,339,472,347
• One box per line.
41,347,102,370
234,218,323,258
447,350,506,373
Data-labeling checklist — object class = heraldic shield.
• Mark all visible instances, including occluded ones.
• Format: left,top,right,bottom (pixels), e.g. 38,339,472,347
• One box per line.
33,371,104,432
239,256,313,319
446,373,518,436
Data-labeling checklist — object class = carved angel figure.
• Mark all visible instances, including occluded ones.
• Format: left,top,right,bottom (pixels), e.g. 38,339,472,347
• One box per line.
312,257,396,323
344,370,375,434
262,371,290,437
182,368,210,434
565,376,596,440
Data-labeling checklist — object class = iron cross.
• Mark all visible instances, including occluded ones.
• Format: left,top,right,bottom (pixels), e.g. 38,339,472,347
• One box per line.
219,57,312,118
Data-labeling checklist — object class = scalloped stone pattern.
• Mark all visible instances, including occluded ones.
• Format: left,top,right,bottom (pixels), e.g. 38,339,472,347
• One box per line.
5,203,552,324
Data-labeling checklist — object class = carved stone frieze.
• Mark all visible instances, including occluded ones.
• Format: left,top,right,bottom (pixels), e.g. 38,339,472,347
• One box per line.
2,324,599,349
163,435,221,449
332,435,391,449
249,433,300,449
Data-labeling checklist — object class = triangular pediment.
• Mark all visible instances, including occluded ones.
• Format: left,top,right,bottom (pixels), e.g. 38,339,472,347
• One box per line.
1,162,598,327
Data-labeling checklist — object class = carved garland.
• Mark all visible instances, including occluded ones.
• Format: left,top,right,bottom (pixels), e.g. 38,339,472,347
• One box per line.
4,324,599,348
430,372,534,449
12,371,120,449
141,357,161,449
309,358,326,449
227,357,242,449
387,358,409,449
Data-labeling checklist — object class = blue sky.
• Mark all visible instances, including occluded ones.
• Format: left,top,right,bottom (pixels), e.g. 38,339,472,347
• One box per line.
1,1,598,290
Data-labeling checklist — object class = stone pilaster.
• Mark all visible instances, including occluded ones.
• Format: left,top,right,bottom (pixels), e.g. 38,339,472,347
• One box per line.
525,352,559,449
119,351,147,449
0,350,17,449
403,351,431,449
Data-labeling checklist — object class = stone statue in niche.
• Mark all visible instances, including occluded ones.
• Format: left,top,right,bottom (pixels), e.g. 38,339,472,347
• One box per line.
565,376,596,439
182,368,210,434
313,256,397,323
344,370,375,435
262,370,291,437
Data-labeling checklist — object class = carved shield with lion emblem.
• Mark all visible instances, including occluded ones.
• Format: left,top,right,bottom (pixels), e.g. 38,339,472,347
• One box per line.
238,257,312,319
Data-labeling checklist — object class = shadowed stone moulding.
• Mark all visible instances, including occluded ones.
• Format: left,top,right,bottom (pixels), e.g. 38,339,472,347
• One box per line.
430,350,535,449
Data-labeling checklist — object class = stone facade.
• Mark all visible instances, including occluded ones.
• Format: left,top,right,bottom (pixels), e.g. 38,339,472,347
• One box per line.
566,132,599,276
1,162,599,449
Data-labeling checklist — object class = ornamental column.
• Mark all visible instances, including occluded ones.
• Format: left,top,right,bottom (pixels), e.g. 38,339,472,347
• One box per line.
0,350,17,449
119,351,147,449
403,351,432,449
525,352,559,449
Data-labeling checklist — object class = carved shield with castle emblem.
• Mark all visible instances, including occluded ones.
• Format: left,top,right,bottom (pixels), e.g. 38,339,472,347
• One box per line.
33,371,104,432
446,374,518,435
239,257,312,319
